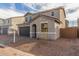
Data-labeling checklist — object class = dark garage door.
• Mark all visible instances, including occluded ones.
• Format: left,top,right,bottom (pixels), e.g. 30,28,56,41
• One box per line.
3,28,8,35
0,28,1,35
19,27,30,37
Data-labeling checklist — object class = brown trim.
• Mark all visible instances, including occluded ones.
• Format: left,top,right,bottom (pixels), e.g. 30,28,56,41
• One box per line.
24,12,33,16
30,14,61,24
24,7,66,18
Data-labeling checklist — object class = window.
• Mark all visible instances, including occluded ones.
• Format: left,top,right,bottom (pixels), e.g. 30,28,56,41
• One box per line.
25,17,27,22
29,16,32,22
51,12,54,16
0,20,3,25
26,16,32,22
41,23,48,32
25,16,32,22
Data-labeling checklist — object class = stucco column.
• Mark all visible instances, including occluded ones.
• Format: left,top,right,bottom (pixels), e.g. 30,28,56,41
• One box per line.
13,30,16,43
30,24,32,38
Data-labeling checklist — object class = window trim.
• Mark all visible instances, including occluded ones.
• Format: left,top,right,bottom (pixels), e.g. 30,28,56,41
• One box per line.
26,16,32,22
41,22,48,32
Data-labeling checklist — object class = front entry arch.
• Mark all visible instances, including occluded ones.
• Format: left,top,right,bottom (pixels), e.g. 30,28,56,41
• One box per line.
32,24,37,38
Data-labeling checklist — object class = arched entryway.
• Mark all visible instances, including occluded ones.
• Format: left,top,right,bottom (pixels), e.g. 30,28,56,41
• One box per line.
32,24,37,38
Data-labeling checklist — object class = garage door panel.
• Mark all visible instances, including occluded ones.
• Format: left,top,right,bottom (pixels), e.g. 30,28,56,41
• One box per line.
3,28,8,35
19,27,30,37
0,28,1,35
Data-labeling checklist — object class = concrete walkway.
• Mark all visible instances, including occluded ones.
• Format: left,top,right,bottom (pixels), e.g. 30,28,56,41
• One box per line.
0,44,34,56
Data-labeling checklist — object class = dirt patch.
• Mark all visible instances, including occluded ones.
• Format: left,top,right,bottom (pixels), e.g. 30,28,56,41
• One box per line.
8,38,79,56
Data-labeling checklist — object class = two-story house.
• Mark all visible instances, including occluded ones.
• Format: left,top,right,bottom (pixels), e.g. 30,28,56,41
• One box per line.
18,7,66,40
8,16,25,35
17,13,32,36
0,18,11,35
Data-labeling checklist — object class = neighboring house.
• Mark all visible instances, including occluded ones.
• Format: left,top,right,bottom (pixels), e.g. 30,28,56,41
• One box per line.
18,7,66,40
0,18,11,35
17,13,31,36
8,16,25,35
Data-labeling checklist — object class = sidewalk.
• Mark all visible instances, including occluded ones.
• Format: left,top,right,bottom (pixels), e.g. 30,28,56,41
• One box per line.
0,44,34,56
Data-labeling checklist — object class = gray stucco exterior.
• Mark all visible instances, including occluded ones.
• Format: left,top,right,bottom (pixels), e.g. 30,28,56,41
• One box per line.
30,16,60,40
18,7,66,40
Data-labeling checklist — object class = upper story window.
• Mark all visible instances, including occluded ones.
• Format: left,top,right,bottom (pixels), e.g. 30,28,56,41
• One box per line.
51,12,54,16
0,20,3,25
25,16,32,23
28,16,32,22
25,17,27,22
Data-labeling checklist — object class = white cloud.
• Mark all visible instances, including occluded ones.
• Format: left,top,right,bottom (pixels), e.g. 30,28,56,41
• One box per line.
65,3,79,10
23,3,37,10
39,3,79,21
66,10,78,20
0,9,24,19
0,3,79,21
9,3,16,10
41,3,65,10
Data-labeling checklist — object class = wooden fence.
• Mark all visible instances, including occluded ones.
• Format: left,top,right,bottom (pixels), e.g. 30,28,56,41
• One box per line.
60,27,78,38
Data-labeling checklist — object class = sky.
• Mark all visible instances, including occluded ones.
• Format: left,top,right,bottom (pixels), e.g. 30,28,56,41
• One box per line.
0,3,78,27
